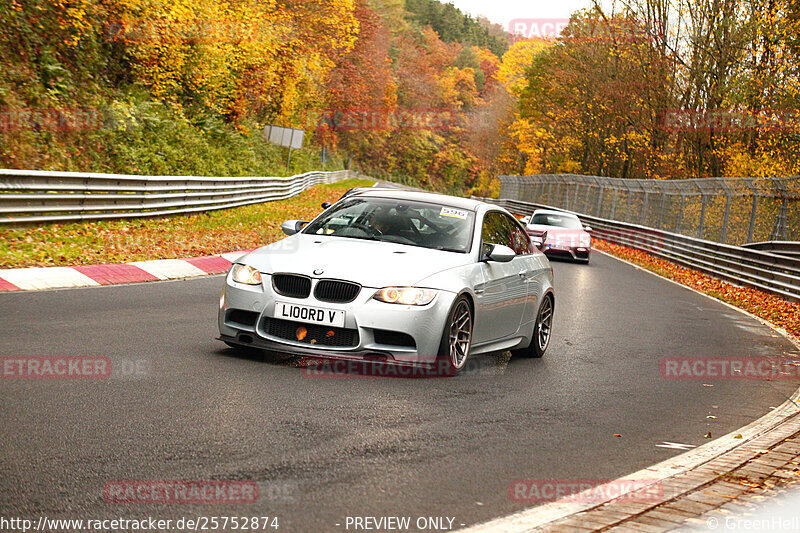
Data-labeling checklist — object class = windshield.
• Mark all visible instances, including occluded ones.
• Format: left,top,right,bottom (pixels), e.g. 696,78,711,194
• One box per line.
303,197,475,253
530,213,583,229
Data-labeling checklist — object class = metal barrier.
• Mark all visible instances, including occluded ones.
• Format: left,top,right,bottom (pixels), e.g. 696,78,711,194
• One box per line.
477,196,800,303
500,174,800,245
742,241,800,259
0,169,355,224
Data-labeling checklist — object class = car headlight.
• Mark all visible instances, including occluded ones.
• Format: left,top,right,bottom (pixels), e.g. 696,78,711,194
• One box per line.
580,235,592,247
231,264,262,285
374,287,437,306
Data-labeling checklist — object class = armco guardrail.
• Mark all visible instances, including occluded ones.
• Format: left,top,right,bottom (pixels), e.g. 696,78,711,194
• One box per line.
477,196,800,303
742,241,800,259
0,169,356,224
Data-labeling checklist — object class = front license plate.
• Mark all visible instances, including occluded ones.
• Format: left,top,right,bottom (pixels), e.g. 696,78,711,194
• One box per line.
274,302,345,328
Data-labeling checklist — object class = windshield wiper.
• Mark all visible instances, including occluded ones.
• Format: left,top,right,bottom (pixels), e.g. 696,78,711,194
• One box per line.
433,245,465,253
341,233,382,242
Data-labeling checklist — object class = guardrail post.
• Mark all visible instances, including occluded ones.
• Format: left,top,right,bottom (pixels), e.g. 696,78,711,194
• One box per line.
719,180,732,244
657,191,666,229
698,193,707,239
610,187,618,219
583,182,592,214
641,191,649,225
81,176,89,216
770,177,789,241
747,195,759,242
771,198,789,241
596,182,604,217
624,187,632,222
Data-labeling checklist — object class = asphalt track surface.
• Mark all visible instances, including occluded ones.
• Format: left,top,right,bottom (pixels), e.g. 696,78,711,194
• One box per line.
1,253,798,532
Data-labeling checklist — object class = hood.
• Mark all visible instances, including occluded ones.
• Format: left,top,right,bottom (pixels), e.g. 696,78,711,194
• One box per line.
241,233,472,288
526,224,585,235
527,224,587,237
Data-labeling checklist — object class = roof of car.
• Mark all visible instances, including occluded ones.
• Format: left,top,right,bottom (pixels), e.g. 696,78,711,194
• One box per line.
346,187,488,211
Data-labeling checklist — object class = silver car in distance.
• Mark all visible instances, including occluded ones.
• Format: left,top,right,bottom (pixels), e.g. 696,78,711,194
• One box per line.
218,188,555,373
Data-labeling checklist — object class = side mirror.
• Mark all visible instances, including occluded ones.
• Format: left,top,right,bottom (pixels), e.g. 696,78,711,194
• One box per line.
535,231,548,252
527,230,548,252
321,202,331,209
281,220,309,236
485,244,515,263
584,225,592,232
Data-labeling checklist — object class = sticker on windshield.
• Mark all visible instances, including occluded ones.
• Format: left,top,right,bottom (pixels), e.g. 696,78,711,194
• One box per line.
440,207,468,220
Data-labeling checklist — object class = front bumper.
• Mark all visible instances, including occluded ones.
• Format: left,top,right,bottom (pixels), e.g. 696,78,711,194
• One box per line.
544,245,591,261
218,272,457,366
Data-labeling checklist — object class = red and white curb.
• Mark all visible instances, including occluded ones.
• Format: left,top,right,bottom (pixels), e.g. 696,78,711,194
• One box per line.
0,251,251,292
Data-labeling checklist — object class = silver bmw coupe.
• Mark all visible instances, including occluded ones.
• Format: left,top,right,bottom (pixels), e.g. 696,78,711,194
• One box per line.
218,188,555,373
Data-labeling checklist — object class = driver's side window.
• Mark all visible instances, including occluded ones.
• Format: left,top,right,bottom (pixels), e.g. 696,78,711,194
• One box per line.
506,216,533,255
481,212,512,257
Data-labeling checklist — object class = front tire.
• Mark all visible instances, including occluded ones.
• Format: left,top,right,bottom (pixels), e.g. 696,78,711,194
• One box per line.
437,296,473,374
512,295,553,358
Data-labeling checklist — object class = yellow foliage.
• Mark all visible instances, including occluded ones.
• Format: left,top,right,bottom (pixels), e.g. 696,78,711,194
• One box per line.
497,39,551,97
112,0,358,124
438,67,478,109
719,142,800,178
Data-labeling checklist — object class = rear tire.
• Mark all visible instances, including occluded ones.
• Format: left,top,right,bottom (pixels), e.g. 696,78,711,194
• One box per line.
512,295,553,358
437,296,473,375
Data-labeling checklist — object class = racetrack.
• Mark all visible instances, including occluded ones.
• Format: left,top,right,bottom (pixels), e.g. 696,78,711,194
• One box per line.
1,253,797,531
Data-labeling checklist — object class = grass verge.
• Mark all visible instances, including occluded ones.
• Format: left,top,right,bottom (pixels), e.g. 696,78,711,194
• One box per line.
594,239,800,342
0,179,374,268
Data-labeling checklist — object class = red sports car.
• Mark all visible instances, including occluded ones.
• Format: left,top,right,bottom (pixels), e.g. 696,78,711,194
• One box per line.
524,209,592,264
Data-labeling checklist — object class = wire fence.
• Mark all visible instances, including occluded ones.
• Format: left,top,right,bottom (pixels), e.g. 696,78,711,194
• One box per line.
499,175,800,245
